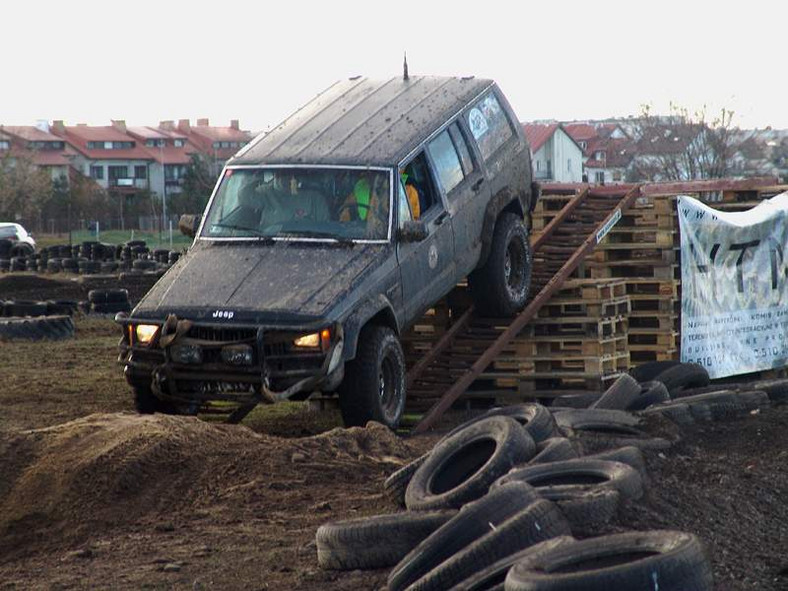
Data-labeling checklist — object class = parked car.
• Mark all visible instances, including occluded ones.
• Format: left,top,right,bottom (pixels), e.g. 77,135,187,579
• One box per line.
0,222,36,255
117,75,536,428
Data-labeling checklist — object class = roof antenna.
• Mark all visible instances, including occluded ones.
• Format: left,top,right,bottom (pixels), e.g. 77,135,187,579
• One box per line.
403,52,409,81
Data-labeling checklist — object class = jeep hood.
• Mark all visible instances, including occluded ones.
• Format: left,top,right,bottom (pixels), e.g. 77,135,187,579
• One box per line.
136,241,388,319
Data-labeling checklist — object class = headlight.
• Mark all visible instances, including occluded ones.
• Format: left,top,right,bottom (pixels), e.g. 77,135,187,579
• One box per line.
293,328,331,351
222,344,253,366
170,344,203,364
135,324,159,345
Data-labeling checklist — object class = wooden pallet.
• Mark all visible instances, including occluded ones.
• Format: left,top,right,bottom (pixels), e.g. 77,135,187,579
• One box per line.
529,315,629,339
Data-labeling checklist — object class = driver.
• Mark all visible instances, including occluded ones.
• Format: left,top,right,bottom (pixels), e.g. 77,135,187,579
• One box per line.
339,173,387,237
263,172,329,225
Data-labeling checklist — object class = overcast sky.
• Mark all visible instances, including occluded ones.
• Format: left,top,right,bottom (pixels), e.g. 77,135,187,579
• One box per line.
5,0,785,133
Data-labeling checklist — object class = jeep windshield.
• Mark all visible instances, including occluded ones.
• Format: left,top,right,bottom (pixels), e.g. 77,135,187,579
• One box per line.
201,167,392,242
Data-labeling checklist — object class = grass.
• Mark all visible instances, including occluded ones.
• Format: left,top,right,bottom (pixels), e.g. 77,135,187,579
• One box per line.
34,230,192,251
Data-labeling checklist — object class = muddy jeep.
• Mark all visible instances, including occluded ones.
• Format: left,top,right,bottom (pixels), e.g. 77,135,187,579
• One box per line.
117,75,535,428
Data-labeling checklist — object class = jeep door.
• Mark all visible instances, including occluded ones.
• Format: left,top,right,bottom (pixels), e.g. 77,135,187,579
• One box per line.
396,151,456,324
428,121,490,279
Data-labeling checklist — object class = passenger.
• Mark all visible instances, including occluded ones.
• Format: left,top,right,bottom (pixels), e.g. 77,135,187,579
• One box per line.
400,170,421,219
340,172,388,237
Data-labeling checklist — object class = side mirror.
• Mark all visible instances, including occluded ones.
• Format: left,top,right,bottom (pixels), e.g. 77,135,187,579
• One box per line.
398,220,428,243
178,214,201,238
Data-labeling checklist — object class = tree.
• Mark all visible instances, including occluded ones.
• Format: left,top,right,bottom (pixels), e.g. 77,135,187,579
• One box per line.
0,152,54,229
172,154,218,214
627,104,743,182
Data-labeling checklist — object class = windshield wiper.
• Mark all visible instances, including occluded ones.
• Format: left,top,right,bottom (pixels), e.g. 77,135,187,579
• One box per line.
278,230,355,246
209,222,273,241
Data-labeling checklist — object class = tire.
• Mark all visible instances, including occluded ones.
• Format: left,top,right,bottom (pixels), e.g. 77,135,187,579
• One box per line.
555,408,670,451
384,454,428,508
653,363,710,397
405,416,535,511
553,408,641,430
494,458,643,502
88,288,130,304
90,302,132,314
585,446,647,482
627,380,670,411
339,324,406,430
388,481,541,591
46,300,80,316
447,536,575,591
749,378,788,405
683,390,769,422
315,510,455,570
550,392,601,409
642,402,696,426
528,437,578,465
0,315,75,341
590,374,641,410
470,212,532,317
407,499,571,591
133,384,178,414
444,403,556,444
4,300,48,317
628,360,682,383
549,488,620,535
504,530,714,591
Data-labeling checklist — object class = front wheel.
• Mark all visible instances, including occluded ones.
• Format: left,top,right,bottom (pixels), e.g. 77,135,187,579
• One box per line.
469,212,532,317
339,325,406,430
133,384,180,415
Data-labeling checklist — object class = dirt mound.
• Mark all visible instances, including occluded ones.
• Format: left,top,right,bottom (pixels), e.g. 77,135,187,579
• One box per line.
0,413,415,562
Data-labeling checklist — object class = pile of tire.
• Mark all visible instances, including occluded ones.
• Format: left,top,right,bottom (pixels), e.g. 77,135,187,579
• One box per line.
316,403,714,590
86,289,131,315
550,361,782,427
0,298,78,341
1,239,179,277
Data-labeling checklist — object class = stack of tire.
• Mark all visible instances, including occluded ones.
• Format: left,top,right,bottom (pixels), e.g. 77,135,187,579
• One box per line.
0,299,76,341
315,404,714,590
87,288,131,315
550,362,782,427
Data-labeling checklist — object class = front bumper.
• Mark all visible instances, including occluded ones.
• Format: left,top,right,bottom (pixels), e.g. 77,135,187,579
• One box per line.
117,315,344,407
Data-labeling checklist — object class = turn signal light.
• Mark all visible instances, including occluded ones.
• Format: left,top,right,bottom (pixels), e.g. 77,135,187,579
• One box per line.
135,324,159,345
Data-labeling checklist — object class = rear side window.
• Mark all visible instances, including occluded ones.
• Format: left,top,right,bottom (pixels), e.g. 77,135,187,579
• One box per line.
466,92,513,161
427,129,464,194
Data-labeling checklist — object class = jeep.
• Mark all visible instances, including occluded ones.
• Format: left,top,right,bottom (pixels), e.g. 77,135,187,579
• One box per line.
117,75,535,428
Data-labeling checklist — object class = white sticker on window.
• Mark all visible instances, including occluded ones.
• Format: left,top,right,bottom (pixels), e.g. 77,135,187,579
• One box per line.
468,108,488,140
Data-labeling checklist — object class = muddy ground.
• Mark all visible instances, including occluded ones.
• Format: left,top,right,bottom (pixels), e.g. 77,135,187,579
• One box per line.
1,275,788,590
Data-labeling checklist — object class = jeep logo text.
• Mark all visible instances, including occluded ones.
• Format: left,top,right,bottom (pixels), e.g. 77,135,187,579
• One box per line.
212,310,235,319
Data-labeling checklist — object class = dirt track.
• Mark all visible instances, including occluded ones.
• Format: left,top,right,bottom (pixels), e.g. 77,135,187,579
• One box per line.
2,275,788,590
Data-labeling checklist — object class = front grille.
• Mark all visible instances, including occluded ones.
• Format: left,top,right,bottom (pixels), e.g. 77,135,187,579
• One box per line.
188,325,257,343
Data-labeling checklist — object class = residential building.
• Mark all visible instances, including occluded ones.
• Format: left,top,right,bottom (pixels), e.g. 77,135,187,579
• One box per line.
0,124,79,182
127,125,195,200
174,119,253,176
50,120,153,194
564,122,634,184
522,123,584,182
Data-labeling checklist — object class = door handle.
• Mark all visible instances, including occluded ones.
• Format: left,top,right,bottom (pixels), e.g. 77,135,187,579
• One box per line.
434,212,448,226
472,178,485,192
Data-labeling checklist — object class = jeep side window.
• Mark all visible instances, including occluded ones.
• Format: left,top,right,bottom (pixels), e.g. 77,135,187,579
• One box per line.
448,122,474,176
466,91,514,161
427,129,464,195
398,180,413,226
401,152,439,218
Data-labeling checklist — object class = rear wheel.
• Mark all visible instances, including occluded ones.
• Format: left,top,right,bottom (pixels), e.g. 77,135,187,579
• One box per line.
339,325,406,429
470,212,532,317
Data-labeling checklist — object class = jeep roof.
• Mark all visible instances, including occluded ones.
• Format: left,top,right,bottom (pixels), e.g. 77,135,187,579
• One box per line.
233,75,495,167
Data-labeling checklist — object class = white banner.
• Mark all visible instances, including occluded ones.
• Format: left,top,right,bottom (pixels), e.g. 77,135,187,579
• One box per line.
679,192,788,378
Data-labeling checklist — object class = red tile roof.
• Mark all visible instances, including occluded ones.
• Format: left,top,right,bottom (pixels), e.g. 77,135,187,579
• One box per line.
52,125,153,160
563,123,598,142
1,125,63,142
522,123,560,152
126,126,196,165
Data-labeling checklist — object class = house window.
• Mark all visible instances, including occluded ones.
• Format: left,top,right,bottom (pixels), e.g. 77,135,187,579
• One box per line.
134,165,147,179
174,139,185,147
536,161,540,172
567,159,572,172
466,91,514,161
108,165,128,181
579,141,587,149
595,151,605,161
0,141,9,150
213,142,221,149
90,165,104,179
145,139,164,148
595,171,605,184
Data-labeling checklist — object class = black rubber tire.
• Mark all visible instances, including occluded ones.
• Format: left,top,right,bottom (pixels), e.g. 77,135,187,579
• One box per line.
46,300,80,316
90,301,132,314
590,374,641,410
504,530,714,591
406,499,571,591
528,437,578,465
469,212,532,317
653,363,710,397
4,300,48,317
749,378,788,405
553,408,641,430
550,392,601,409
315,510,455,570
384,454,428,508
405,416,535,511
627,380,671,411
388,481,541,591
555,408,670,451
446,536,575,591
88,288,129,304
444,403,556,444
684,390,769,422
628,360,682,383
494,458,643,502
585,446,647,481
133,384,178,414
0,315,75,341
339,324,406,430
642,402,696,426
549,488,620,536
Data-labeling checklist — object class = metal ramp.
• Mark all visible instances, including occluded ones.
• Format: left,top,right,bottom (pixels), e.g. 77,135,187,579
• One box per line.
407,184,641,434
